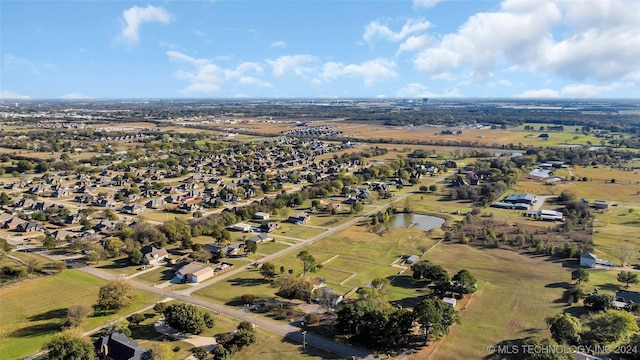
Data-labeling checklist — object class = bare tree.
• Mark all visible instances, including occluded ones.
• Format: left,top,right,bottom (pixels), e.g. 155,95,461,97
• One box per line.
616,245,635,267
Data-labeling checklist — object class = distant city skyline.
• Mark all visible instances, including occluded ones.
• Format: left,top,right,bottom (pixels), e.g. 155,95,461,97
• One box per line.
2,0,639,100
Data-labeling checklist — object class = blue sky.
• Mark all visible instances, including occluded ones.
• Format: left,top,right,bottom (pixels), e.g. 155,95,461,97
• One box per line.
1,0,639,99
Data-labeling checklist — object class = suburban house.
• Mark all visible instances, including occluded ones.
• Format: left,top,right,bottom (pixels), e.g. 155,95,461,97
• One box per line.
247,233,269,245
94,220,117,233
120,204,144,215
288,213,311,224
94,332,150,360
175,262,214,283
580,253,597,268
253,212,270,220
141,246,169,266
616,290,640,304
580,252,613,268
259,222,280,233
16,222,46,233
503,193,537,205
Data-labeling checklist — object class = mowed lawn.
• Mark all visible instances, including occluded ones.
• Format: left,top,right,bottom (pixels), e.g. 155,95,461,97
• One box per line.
0,270,162,359
412,244,570,360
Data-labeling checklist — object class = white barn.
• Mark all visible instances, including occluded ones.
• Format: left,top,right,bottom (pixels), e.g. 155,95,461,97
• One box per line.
580,253,597,268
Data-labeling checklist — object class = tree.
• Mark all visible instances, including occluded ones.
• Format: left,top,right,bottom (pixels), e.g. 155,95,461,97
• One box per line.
582,309,639,345
370,277,391,295
451,269,477,295
616,245,635,267
545,313,582,344
571,268,589,285
149,343,175,360
129,248,143,265
163,303,214,335
102,318,131,337
128,313,146,326
191,347,210,360
297,250,317,276
584,293,613,312
260,262,276,280
42,330,97,360
244,240,257,254
42,235,57,250
96,279,134,311
104,237,124,258
618,271,639,288
411,261,450,285
64,304,92,328
154,302,168,314
414,298,459,342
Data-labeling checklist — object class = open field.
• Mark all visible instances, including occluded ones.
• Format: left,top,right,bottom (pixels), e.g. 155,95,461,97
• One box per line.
0,270,162,359
410,244,570,360
586,267,640,297
193,268,281,305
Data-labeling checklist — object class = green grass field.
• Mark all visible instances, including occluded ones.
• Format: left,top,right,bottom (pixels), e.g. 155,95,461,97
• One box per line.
411,244,570,360
0,270,163,359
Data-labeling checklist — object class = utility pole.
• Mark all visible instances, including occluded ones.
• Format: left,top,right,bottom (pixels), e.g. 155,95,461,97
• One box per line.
301,330,307,349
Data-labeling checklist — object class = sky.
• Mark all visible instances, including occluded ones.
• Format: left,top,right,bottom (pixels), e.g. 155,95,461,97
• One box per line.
1,0,639,100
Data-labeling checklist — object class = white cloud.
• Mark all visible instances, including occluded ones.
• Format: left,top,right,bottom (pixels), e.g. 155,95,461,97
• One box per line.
514,83,625,99
270,40,288,48
318,59,397,86
60,93,92,99
120,5,174,44
167,51,270,93
364,18,431,45
266,55,317,77
413,0,640,86
396,35,431,56
0,90,30,99
413,0,443,8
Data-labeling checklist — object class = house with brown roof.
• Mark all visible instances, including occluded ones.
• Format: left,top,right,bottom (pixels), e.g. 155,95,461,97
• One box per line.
175,262,214,283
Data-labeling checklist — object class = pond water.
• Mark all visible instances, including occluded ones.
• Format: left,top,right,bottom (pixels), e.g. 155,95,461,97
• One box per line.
374,213,445,233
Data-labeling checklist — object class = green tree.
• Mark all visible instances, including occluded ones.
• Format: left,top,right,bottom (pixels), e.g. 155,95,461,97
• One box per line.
582,309,639,345
128,313,146,326
414,298,459,342
129,248,143,265
297,250,317,276
42,235,57,250
96,279,134,311
584,293,614,312
260,262,277,280
451,269,477,295
191,347,210,360
104,237,124,258
149,343,175,360
42,330,97,360
545,313,582,344
244,240,257,254
617,271,639,288
571,268,589,285
163,303,214,335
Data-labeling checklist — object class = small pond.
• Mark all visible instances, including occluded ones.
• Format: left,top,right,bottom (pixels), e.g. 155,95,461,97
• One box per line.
374,213,445,233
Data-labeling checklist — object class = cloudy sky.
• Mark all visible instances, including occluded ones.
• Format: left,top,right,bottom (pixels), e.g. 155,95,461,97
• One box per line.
1,0,639,99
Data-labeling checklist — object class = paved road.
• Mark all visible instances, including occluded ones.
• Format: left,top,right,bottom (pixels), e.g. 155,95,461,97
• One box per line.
79,265,373,359
23,174,447,360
